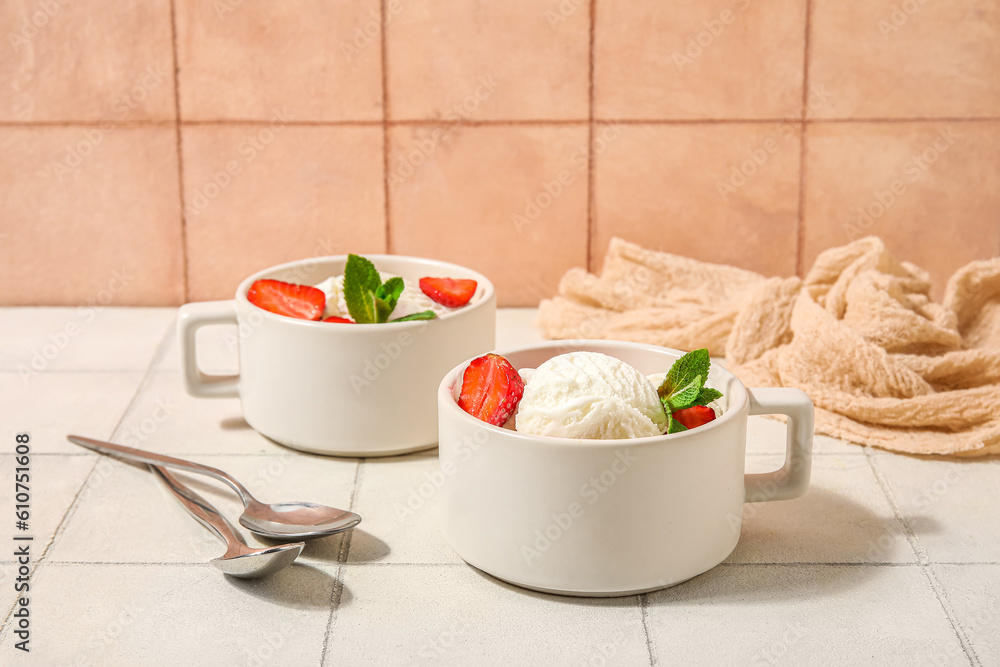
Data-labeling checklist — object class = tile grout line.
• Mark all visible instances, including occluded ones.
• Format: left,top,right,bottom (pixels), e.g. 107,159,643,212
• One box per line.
863,448,980,666
5,117,1000,128
720,561,921,567
317,561,345,667
37,560,466,567
924,562,982,666
797,116,1000,125
168,119,383,126
319,459,363,666
795,125,809,277
0,120,177,127
22,560,1000,567
862,448,929,564
0,368,152,375
0,450,435,458
0,318,177,635
37,318,178,564
640,593,656,666
0,452,104,457
794,0,813,278
380,0,392,255
167,0,190,302
333,459,363,566
585,0,596,273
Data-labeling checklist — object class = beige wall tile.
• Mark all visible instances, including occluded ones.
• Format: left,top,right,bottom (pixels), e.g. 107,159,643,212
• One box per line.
0,0,175,122
595,0,806,120
183,125,385,301
388,124,589,306
175,0,383,121
386,0,589,121
593,122,801,277
0,127,184,305
810,0,1000,119
802,121,1000,298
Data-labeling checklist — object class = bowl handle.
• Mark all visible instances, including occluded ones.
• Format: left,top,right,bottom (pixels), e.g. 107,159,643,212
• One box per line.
178,301,240,398
744,387,814,502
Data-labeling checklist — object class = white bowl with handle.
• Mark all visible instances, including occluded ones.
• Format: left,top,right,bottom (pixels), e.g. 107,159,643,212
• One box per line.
179,254,495,457
437,340,813,597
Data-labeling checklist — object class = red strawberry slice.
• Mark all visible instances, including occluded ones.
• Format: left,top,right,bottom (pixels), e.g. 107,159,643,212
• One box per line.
458,353,525,426
672,405,717,430
323,316,354,323
247,279,325,321
419,277,478,308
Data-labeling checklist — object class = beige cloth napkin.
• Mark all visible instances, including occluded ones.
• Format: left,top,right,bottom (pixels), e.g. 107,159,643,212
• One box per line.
538,237,1000,457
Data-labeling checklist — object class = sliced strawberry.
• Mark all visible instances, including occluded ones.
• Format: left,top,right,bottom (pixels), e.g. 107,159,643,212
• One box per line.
247,279,325,321
458,353,525,426
672,405,717,430
322,316,354,323
419,277,477,308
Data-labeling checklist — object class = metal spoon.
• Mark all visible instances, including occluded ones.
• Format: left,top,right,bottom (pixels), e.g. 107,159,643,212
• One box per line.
151,464,303,578
67,435,362,540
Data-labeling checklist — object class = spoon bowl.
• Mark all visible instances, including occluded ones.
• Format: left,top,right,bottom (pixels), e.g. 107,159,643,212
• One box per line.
240,499,362,539
150,464,305,578
211,543,304,578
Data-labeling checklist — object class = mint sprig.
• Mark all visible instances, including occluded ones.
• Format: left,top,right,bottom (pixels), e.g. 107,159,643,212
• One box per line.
375,276,404,322
390,310,436,322
343,254,381,323
657,348,722,433
343,254,438,324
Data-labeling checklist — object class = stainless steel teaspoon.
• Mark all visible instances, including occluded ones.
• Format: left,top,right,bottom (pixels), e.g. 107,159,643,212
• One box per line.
68,435,361,540
151,465,303,578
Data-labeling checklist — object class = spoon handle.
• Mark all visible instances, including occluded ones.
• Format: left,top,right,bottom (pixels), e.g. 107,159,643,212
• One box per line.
149,465,245,555
67,435,253,506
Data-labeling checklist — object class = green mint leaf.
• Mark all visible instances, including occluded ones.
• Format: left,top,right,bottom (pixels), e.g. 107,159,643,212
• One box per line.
374,296,395,323
389,310,437,323
695,387,723,406
665,373,702,411
660,348,711,397
343,254,381,323
374,276,405,322
658,348,714,413
376,277,405,313
666,412,688,434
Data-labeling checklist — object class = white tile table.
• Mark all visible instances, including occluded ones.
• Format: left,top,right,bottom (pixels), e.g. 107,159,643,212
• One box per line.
0,307,995,666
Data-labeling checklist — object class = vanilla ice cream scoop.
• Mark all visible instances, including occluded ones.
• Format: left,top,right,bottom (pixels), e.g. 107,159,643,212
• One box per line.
514,351,668,439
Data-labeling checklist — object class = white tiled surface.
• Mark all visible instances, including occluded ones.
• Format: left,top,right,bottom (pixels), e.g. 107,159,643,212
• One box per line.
867,453,1000,565
1,371,146,453
731,454,914,564
0,307,176,372
0,454,97,563
0,562,336,666
0,306,996,666
932,565,1000,665
645,564,967,665
329,565,651,666
347,453,461,565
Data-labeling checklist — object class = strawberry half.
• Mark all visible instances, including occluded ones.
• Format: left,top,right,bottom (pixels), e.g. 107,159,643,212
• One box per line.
247,279,325,321
458,353,525,426
323,316,354,323
419,277,478,308
672,405,717,430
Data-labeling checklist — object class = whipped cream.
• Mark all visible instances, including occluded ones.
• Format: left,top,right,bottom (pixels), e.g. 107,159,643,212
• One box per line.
313,274,469,321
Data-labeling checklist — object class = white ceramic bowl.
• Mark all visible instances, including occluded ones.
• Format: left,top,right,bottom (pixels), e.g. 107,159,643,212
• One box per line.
179,255,495,457
437,340,813,597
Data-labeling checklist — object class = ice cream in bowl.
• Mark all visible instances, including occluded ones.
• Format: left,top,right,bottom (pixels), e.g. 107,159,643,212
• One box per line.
178,254,495,457
437,340,814,597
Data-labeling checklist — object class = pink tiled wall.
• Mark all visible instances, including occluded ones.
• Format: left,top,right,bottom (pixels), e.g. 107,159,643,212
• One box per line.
1,0,998,307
